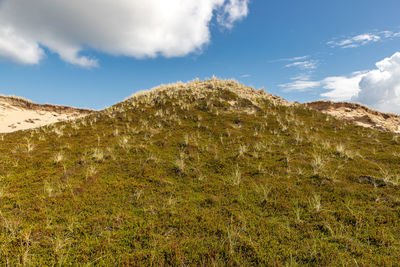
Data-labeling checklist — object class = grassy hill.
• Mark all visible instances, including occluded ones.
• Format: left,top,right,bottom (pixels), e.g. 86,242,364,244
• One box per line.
0,79,399,265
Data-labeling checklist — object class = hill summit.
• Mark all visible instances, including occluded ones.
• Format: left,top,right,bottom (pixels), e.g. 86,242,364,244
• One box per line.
0,79,399,265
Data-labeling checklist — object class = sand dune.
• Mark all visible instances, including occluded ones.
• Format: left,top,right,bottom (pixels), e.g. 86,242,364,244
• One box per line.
305,101,400,133
0,95,93,133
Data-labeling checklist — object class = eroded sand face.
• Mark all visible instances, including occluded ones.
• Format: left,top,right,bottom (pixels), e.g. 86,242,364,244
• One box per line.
0,96,92,133
305,101,400,133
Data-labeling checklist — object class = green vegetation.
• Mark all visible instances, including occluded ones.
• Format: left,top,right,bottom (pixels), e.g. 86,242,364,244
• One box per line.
0,79,399,265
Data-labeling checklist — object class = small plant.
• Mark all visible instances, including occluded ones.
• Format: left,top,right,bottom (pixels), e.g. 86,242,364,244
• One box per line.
232,165,241,185
309,193,322,213
184,134,189,146
134,188,143,200
335,143,345,156
86,165,97,179
321,140,331,150
119,136,130,150
311,154,324,175
295,132,303,144
25,138,35,153
379,167,399,186
197,173,206,181
256,183,271,203
44,181,54,197
53,127,64,137
52,235,70,266
175,152,186,173
53,152,64,164
293,201,302,224
0,186,5,198
92,148,104,162
226,224,242,255
21,228,32,266
71,122,80,130
238,144,247,157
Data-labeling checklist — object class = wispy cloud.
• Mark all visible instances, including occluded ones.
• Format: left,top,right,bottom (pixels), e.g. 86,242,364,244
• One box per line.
279,76,320,92
285,60,318,70
381,30,400,38
240,74,251,78
328,30,400,49
270,55,309,63
278,56,319,89
328,34,380,48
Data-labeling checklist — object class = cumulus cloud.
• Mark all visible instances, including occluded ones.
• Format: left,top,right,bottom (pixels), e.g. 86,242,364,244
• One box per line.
320,71,367,101
0,0,249,67
281,52,400,114
319,53,400,113
354,52,400,113
0,25,44,64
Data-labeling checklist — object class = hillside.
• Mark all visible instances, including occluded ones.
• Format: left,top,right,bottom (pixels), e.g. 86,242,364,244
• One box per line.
0,95,92,133
0,79,399,265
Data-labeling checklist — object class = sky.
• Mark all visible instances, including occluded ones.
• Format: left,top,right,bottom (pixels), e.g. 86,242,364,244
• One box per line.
0,0,400,113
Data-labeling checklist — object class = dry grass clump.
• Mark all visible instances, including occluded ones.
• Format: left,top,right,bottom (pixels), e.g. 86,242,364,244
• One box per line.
53,152,64,164
25,138,35,153
174,152,186,174
309,194,322,213
92,148,104,162
311,153,325,175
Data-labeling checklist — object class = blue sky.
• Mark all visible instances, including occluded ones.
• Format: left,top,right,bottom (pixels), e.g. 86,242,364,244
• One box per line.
0,0,400,112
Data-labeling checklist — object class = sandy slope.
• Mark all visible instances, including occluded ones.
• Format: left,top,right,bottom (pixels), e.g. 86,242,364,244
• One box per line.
0,95,93,133
305,101,400,133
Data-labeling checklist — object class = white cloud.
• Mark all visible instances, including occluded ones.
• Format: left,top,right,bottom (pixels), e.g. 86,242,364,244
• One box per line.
354,52,400,113
280,73,365,97
0,25,44,64
282,52,400,114
381,31,400,38
270,55,309,63
319,52,400,113
0,0,249,67
328,33,381,48
320,72,367,101
287,56,309,61
328,30,400,49
279,78,320,92
285,60,318,70
217,0,249,29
